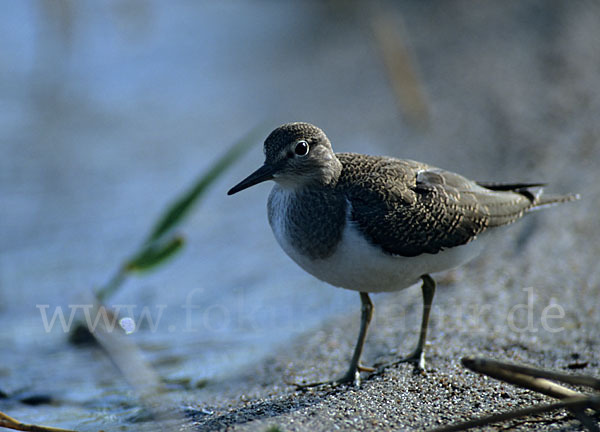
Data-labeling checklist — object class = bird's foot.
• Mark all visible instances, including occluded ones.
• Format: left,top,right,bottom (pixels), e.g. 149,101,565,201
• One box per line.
357,363,376,373
293,363,374,389
373,350,426,375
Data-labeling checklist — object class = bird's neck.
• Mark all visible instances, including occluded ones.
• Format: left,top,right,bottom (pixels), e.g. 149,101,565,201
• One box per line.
323,155,343,185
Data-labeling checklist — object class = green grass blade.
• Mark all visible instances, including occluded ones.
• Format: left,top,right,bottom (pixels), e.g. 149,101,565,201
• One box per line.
93,125,263,303
147,126,262,243
126,235,185,272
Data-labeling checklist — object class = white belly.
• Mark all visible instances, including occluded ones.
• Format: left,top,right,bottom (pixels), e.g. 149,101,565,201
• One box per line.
270,191,487,293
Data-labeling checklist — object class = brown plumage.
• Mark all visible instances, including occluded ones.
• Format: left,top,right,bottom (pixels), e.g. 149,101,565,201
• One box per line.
337,154,577,257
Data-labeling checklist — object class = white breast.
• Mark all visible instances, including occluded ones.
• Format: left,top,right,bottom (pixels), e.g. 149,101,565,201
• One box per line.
269,189,487,293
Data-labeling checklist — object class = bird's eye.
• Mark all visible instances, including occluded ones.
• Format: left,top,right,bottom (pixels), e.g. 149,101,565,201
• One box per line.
294,140,309,157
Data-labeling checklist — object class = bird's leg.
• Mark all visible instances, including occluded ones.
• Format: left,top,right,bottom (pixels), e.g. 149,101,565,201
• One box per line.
295,292,373,388
376,274,436,372
347,292,375,376
400,274,436,369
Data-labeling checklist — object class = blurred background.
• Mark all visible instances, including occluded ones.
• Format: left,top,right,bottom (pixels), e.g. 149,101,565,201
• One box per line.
1,1,599,430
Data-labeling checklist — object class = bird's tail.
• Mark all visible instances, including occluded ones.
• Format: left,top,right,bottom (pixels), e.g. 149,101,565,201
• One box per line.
530,191,580,210
477,181,580,210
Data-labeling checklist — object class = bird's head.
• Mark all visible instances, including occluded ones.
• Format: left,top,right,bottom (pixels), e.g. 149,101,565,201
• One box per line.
228,122,341,195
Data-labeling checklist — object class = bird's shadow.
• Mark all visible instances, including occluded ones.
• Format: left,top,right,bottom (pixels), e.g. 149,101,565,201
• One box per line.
186,385,364,431
186,388,329,431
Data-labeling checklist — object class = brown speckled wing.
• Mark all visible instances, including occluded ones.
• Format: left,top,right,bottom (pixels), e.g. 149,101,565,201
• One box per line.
337,153,534,257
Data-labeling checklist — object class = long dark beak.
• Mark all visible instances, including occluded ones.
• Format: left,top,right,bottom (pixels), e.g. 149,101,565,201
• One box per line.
227,164,275,195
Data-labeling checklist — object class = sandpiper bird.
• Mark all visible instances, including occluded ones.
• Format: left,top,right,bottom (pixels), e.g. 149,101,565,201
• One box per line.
228,122,578,387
